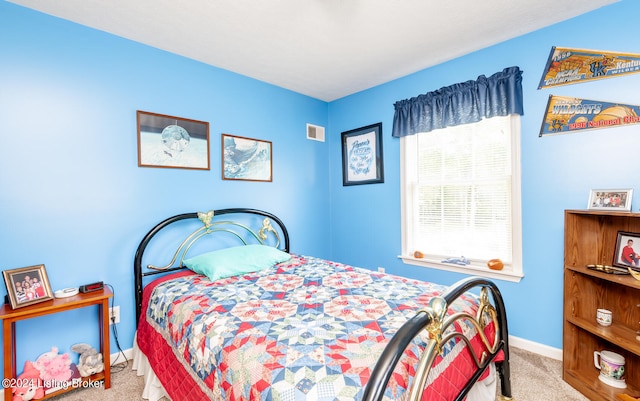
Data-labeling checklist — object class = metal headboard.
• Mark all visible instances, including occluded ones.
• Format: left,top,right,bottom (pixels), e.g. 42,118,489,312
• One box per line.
134,208,290,324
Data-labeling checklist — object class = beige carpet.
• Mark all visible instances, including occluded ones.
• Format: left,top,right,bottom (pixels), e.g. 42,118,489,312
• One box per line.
497,347,588,401
48,346,588,401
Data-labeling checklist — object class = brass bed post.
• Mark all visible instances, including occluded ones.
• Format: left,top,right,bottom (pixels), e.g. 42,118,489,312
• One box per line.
361,276,512,401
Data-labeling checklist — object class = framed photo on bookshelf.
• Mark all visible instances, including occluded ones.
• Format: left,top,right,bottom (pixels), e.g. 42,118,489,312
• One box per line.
587,189,633,211
613,231,640,269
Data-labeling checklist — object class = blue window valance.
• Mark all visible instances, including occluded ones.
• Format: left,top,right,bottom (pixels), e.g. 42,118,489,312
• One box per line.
392,66,524,137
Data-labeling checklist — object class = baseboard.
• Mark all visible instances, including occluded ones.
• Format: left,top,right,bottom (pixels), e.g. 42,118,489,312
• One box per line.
110,347,134,364
509,335,563,361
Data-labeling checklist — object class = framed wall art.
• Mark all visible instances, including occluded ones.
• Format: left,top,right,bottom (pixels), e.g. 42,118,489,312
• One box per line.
587,189,633,211
137,110,210,170
222,134,272,182
3,264,53,309
613,231,640,269
341,123,384,186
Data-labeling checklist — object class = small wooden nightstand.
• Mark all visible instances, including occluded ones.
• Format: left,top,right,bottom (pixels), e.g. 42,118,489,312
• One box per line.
0,288,112,400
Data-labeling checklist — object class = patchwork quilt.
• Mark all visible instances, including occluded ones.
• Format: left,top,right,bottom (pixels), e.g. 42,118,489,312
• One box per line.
136,255,497,401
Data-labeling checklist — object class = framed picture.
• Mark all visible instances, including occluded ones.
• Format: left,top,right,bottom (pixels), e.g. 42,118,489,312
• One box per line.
3,264,53,309
222,134,272,182
341,123,384,186
588,189,633,211
613,231,640,269
137,110,210,170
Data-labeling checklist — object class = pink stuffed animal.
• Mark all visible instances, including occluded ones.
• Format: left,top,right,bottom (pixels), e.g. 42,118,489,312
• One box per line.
11,360,45,401
33,347,72,384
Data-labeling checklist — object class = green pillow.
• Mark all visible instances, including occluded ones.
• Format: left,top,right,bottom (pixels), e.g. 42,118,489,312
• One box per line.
183,244,291,281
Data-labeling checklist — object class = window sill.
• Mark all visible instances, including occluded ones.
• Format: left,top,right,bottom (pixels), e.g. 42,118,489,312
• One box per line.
399,255,524,283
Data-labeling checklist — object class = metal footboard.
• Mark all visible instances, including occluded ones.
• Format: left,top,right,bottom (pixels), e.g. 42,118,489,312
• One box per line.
362,276,513,401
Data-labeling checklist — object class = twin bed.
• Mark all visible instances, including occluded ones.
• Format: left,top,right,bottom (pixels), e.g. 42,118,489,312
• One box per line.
132,208,513,401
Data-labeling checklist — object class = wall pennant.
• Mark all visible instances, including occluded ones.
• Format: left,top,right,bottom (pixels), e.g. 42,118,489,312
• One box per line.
539,95,640,137
538,47,640,89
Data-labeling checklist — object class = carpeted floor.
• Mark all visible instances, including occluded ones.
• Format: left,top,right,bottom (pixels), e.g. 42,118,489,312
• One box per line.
48,346,588,401
498,347,588,401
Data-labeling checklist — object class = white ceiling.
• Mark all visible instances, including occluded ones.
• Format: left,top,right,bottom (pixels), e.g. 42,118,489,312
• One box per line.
9,0,618,101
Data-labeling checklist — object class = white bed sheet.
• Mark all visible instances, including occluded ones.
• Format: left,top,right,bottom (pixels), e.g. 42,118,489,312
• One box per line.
132,334,171,401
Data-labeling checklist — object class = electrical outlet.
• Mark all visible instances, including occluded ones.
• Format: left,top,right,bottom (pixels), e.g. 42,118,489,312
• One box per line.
377,267,385,273
109,306,120,325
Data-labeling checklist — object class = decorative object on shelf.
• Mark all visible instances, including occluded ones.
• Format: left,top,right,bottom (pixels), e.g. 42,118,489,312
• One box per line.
222,133,272,182
594,350,626,388
596,309,612,327
71,343,104,377
441,256,470,266
34,347,72,383
79,281,104,293
53,287,78,298
588,189,633,211
586,264,629,275
42,365,82,396
538,47,640,90
341,122,384,186
137,110,210,170
487,259,504,270
2,264,53,309
413,250,424,258
613,231,640,269
11,360,45,401
629,268,640,281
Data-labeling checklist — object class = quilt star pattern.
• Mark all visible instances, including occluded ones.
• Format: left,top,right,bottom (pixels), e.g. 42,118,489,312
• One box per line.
137,255,495,401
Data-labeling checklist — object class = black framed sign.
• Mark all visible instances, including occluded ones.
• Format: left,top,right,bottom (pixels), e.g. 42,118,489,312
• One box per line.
341,123,384,186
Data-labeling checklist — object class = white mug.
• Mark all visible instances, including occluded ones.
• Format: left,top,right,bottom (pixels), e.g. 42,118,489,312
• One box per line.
596,308,612,326
594,350,626,388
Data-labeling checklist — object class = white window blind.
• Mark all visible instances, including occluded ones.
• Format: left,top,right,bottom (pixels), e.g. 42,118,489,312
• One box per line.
401,115,522,281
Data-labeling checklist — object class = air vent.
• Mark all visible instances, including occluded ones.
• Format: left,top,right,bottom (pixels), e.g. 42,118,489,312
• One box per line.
306,123,325,142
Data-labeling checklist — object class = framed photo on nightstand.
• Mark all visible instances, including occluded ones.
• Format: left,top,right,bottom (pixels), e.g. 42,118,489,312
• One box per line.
3,264,53,309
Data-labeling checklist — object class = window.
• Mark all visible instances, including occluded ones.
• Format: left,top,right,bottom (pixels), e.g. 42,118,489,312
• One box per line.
400,114,523,281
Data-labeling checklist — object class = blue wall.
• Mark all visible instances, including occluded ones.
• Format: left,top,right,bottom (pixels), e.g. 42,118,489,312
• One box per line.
0,1,330,375
0,0,638,378
329,0,638,349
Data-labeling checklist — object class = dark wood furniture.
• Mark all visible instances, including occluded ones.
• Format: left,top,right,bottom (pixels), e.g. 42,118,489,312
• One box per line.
564,209,640,400
0,288,112,400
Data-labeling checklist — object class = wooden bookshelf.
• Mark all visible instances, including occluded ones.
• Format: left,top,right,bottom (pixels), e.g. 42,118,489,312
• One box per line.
563,209,640,400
